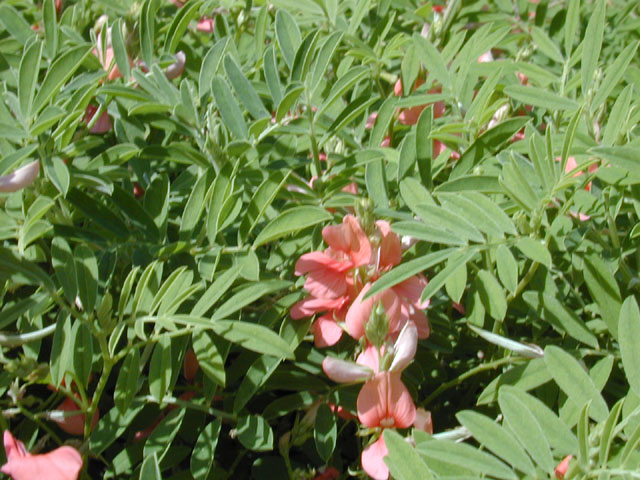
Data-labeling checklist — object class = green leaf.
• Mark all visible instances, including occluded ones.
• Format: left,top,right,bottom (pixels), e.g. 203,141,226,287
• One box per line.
365,158,389,208
602,84,633,146
366,248,458,298
496,245,518,294
416,436,516,480
540,293,599,349
384,430,433,480
210,320,295,359
144,407,186,463
503,85,579,111
192,329,225,388
237,415,273,451
234,356,280,413
445,256,466,303
32,45,92,115
420,248,478,303
477,270,507,321
583,255,621,339
309,31,343,94
478,358,552,405
18,41,43,121
317,66,368,116
89,402,145,454
224,55,269,120
530,26,563,63
264,46,283,105
619,296,640,397
72,320,93,388
114,348,140,414
564,0,580,55
413,204,484,243
52,237,77,304
544,345,608,422
438,192,516,237
0,246,56,292
140,453,162,480
253,206,331,248
74,245,98,313
501,386,578,455
212,75,248,139
577,401,590,470
0,5,34,45
275,83,304,122
415,106,433,188
314,404,337,462
591,41,638,110
499,389,554,472
275,10,301,70
414,35,450,89
320,94,378,146
581,0,605,95
191,419,222,480
598,398,623,465
140,0,160,67
43,0,58,59
144,174,170,233
164,0,202,53
148,335,172,404
516,238,551,268
50,316,74,387
111,19,131,83
291,30,320,83
369,96,396,148
199,38,228,99
456,410,535,475
451,117,530,179
179,169,212,239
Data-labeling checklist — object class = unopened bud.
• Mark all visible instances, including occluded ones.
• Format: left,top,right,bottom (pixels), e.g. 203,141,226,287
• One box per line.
365,301,389,348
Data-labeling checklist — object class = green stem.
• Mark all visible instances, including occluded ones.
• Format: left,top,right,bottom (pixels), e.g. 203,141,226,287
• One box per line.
0,324,57,347
422,356,522,406
86,333,113,438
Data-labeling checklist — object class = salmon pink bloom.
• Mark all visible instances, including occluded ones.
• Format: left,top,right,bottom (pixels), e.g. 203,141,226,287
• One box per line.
197,17,215,33
0,161,39,193
357,371,416,429
413,408,433,433
554,455,573,479
361,436,389,480
1,431,83,480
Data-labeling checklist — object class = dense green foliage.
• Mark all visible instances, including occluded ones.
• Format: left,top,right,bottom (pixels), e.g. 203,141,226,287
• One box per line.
0,0,639,478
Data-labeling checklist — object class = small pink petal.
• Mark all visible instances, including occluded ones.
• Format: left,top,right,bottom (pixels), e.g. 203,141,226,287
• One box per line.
361,436,389,480
413,408,433,434
389,321,418,372
554,455,573,479
196,17,215,33
356,344,381,373
322,356,372,383
0,161,40,193
312,314,344,348
357,371,416,429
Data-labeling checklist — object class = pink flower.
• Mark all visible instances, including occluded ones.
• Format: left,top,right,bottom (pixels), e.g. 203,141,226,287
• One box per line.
413,408,433,433
1,431,83,480
345,276,430,341
197,17,215,33
357,371,416,429
554,455,572,479
0,161,39,193
361,436,389,480
477,50,494,63
561,156,598,192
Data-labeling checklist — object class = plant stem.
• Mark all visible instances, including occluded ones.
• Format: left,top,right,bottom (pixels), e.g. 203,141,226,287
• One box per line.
422,356,522,406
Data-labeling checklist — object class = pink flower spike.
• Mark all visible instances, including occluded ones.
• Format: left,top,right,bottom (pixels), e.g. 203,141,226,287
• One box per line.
322,215,372,267
322,356,372,383
1,431,83,480
0,161,39,193
165,51,186,80
389,321,418,372
361,436,389,480
357,371,416,429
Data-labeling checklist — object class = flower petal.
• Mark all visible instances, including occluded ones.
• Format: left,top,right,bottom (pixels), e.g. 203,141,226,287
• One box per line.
322,356,372,383
389,322,417,372
357,372,415,428
361,436,389,480
312,315,343,348
0,161,40,193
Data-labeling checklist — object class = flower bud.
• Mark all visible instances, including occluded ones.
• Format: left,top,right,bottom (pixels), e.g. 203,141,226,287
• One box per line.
0,161,39,193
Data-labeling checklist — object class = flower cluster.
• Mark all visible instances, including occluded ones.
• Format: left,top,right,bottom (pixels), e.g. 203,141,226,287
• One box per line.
292,214,431,479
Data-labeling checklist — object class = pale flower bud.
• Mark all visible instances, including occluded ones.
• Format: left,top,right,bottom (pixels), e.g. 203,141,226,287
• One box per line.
165,51,186,80
322,356,372,383
389,321,418,372
0,161,39,193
